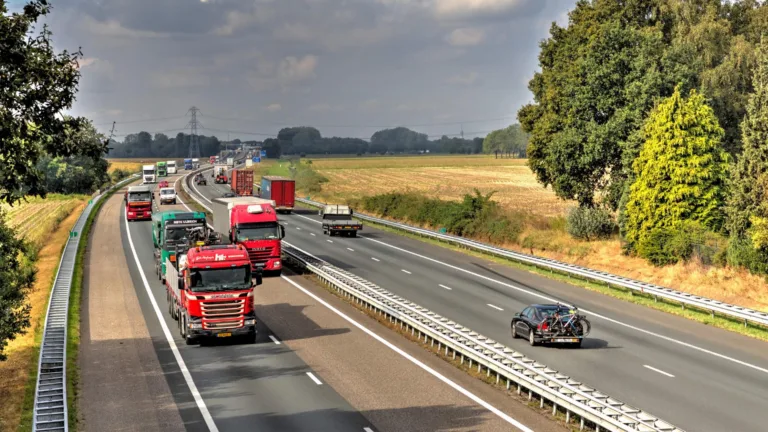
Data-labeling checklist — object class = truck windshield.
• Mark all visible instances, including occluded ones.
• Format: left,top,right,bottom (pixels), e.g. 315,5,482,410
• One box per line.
188,266,251,292
236,223,280,241
128,192,151,201
143,170,154,175
164,226,204,246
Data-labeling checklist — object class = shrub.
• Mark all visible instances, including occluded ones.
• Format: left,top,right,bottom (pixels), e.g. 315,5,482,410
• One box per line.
727,236,768,274
566,206,616,241
636,221,726,267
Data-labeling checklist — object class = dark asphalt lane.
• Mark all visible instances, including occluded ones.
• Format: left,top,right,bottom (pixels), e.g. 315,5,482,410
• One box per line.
190,175,768,432
120,179,375,432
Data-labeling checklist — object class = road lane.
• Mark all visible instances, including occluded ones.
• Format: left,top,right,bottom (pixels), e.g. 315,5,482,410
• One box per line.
189,174,768,432
122,175,374,432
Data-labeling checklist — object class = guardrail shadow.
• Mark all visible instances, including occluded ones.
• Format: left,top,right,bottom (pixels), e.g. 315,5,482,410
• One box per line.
254,302,350,342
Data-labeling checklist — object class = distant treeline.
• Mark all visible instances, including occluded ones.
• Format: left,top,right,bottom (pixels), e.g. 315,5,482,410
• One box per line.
107,125,528,159
107,131,221,158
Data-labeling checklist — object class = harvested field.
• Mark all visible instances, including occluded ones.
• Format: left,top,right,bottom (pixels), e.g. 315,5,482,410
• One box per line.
0,196,87,431
309,156,574,218
107,158,170,174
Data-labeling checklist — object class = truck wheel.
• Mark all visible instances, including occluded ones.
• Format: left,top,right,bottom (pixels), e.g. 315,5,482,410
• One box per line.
244,331,257,344
350,231,357,238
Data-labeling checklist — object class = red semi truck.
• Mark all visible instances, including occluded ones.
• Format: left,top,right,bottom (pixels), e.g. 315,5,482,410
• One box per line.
166,244,259,344
231,169,254,196
259,176,295,214
211,197,285,275
124,185,153,221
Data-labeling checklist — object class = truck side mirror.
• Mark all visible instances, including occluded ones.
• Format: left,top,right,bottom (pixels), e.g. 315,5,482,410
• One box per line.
318,210,322,216
280,225,286,239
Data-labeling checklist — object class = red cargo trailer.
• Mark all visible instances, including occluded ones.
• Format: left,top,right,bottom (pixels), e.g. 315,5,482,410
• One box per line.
231,169,254,196
260,176,295,213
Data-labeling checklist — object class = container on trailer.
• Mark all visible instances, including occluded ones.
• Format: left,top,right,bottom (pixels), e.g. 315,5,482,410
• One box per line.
231,169,254,196
260,176,295,214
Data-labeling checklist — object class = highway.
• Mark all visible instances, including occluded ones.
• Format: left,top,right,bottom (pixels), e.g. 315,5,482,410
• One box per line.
191,167,768,432
119,176,377,432
97,169,564,432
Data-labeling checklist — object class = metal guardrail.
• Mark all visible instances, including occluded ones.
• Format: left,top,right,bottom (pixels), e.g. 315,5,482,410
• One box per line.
282,243,684,432
295,197,768,328
32,174,140,432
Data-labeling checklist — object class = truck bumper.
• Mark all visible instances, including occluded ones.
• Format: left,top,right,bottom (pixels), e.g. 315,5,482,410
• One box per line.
126,211,152,220
188,315,257,338
252,258,282,272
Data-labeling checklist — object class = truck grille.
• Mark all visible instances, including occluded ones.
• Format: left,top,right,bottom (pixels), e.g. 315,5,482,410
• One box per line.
200,299,244,319
204,320,243,330
248,247,274,264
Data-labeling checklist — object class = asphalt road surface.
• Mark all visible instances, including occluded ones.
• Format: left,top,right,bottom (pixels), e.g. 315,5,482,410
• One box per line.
189,168,768,432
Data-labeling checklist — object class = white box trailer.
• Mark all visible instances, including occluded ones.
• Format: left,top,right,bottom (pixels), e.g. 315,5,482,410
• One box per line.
142,164,156,183
245,159,253,168
210,197,276,240
167,160,177,174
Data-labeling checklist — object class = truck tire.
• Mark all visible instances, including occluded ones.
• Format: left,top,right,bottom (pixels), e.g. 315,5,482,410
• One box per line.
350,231,357,238
244,330,257,344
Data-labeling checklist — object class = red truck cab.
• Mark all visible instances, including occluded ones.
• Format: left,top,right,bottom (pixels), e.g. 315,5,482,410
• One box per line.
211,198,285,275
125,185,153,221
167,244,259,344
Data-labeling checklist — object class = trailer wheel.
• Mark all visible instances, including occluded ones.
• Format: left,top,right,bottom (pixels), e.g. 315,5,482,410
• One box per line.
350,231,357,238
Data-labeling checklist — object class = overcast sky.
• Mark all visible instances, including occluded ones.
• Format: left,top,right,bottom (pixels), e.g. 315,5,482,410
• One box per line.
15,0,574,141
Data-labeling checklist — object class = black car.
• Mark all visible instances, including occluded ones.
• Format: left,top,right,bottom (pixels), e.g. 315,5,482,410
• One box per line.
222,192,236,198
511,303,590,347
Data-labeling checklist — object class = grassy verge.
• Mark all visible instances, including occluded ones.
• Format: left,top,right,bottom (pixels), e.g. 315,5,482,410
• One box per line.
297,202,768,342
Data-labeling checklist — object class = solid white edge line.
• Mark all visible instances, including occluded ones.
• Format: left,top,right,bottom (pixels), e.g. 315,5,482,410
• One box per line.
306,372,323,385
269,335,281,345
362,236,768,376
280,275,534,432
123,211,219,432
644,365,675,378
487,304,504,311
363,428,375,432
401,269,412,274
439,284,453,291
371,257,380,262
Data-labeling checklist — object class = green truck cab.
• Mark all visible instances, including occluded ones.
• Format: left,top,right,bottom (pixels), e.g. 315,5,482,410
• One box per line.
157,161,168,177
152,210,208,283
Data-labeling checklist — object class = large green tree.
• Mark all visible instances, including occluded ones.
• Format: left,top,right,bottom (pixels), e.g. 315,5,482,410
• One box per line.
0,1,107,360
623,87,728,254
519,0,762,209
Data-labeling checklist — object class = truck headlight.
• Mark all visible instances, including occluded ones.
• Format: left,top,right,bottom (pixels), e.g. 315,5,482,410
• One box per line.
189,323,203,329
244,319,256,325
273,260,281,268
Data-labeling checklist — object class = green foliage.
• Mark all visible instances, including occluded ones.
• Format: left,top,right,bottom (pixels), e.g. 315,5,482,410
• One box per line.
0,213,36,361
519,0,762,208
0,1,108,206
483,124,529,158
624,87,729,263
635,221,727,267
727,235,768,274
107,132,220,158
726,37,768,241
286,160,328,193
360,190,525,244
566,206,616,241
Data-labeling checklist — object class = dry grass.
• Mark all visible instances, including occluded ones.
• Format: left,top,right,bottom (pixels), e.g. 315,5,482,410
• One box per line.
0,199,86,431
309,156,573,218
107,158,170,174
301,155,768,314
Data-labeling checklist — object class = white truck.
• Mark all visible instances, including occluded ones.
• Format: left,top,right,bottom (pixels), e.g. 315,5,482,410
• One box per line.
192,158,200,169
321,205,363,237
167,160,177,174
142,164,156,184
227,157,234,167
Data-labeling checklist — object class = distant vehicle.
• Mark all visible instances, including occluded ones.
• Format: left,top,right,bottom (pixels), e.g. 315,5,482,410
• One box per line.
142,165,156,184
214,163,229,184
259,176,295,213
222,192,236,198
209,156,216,165
511,304,591,347
231,169,254,196
321,204,362,237
125,185,153,221
194,174,207,186
184,158,193,170
192,158,200,169
159,187,177,205
157,161,167,177
226,157,234,167
167,160,177,174
158,180,169,188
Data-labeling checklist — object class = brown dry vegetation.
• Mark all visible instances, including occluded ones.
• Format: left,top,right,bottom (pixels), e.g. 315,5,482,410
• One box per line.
0,198,86,431
304,155,768,313
106,158,170,174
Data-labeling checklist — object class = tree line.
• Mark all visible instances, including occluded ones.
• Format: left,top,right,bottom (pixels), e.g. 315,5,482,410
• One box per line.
521,0,768,271
107,131,222,158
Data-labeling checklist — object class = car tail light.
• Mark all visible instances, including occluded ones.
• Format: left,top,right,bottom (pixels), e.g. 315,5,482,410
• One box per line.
538,322,548,331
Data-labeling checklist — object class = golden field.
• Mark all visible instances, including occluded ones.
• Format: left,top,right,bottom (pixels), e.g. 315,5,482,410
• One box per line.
309,155,574,218
300,155,768,313
0,196,87,431
107,158,173,174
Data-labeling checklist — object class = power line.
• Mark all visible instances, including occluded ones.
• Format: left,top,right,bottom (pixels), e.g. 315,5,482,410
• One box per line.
200,113,516,129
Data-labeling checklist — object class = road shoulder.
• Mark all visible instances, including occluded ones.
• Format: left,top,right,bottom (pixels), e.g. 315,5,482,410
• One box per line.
79,193,184,432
